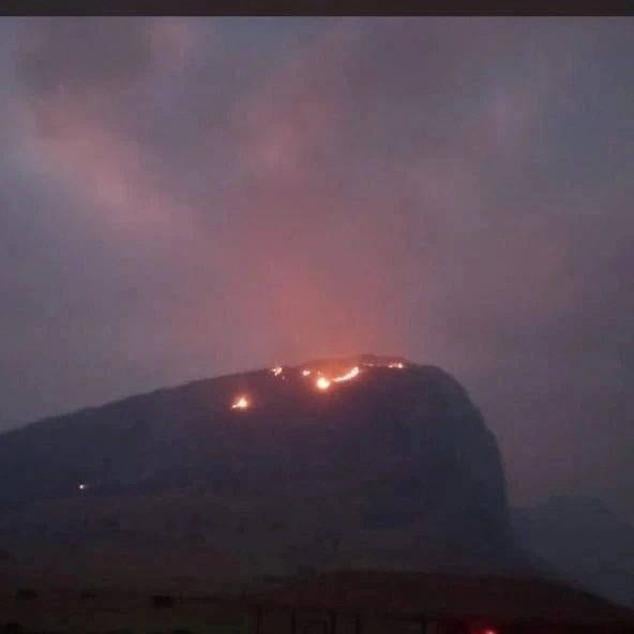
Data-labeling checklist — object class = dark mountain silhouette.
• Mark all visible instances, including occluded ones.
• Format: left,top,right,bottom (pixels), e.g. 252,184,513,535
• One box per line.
0,355,534,590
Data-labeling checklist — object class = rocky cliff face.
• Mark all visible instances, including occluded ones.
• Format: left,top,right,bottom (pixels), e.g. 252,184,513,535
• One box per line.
0,355,530,588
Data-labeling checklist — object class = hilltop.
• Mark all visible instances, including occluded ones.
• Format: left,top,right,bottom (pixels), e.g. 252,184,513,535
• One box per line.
0,355,532,591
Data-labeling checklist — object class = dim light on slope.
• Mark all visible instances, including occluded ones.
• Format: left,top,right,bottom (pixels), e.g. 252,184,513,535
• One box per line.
231,395,250,410
388,362,405,369
271,366,283,376
302,369,312,376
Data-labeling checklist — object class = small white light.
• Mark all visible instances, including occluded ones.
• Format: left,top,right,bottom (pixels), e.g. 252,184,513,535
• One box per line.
78,483,87,491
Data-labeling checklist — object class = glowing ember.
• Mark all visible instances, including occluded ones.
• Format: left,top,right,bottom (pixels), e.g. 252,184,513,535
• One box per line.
231,395,250,410
332,366,360,383
271,366,283,376
315,376,331,391
301,369,312,376
388,362,405,369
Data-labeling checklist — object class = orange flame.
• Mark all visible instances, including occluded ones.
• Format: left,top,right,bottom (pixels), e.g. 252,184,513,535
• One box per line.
231,395,250,410
332,366,360,383
315,376,331,391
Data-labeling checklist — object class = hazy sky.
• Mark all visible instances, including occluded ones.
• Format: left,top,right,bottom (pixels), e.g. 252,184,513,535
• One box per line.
0,17,632,518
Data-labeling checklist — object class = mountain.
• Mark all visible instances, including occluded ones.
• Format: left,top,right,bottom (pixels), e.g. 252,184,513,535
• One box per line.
0,355,532,591
513,495,634,608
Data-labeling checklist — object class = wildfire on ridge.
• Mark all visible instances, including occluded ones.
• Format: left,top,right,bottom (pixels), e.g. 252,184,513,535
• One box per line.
315,376,331,391
229,359,408,409
313,365,361,392
231,395,250,410
332,366,360,383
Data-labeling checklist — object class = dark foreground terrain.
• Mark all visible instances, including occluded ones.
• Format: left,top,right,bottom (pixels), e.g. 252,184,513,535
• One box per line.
2,570,634,634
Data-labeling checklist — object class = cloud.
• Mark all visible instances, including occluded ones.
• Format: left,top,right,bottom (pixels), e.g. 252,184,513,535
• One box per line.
16,18,154,95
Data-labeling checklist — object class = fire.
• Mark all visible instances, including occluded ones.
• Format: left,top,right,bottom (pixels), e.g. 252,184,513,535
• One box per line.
332,366,360,383
313,366,360,392
226,359,411,408
315,376,331,391
231,395,250,410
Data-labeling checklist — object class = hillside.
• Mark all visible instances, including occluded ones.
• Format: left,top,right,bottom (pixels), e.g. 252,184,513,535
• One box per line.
0,355,531,590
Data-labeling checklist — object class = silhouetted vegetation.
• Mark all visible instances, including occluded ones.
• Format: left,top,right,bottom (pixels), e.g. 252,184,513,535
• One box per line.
296,564,317,578
152,594,175,608
0,548,13,561
15,588,37,600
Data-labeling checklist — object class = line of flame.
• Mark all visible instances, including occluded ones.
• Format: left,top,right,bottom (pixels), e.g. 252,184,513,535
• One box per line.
332,366,361,383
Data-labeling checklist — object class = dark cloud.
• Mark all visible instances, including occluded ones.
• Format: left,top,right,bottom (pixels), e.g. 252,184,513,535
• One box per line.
1,18,633,520
17,18,154,94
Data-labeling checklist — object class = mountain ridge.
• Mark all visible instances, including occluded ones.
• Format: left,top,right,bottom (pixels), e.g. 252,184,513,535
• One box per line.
0,354,534,589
